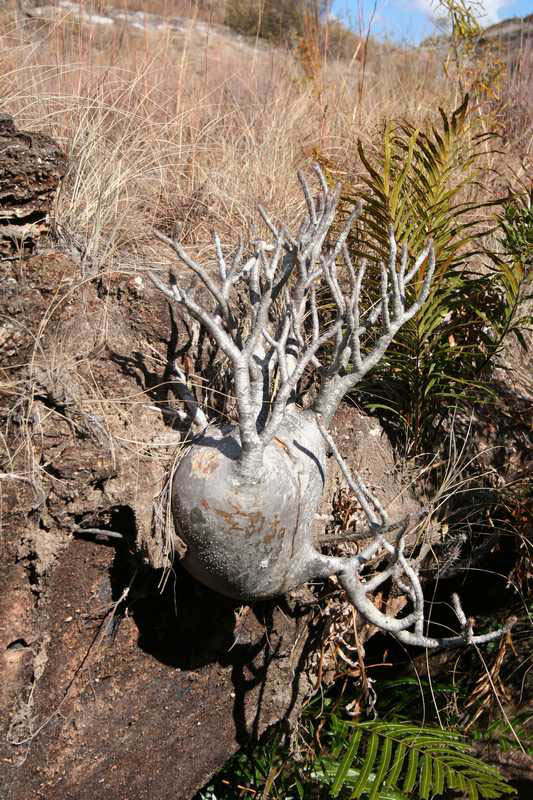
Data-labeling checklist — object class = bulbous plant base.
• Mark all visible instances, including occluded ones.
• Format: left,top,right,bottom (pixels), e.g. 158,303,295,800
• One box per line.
172,410,327,601
156,166,512,648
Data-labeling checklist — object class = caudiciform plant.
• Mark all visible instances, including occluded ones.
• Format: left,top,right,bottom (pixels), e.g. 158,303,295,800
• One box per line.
150,166,512,649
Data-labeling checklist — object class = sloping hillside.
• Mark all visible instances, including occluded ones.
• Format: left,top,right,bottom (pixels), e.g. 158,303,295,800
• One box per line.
1,2,531,799
480,12,533,57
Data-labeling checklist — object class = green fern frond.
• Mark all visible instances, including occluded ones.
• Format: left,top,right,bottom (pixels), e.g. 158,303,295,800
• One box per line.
312,96,531,453
331,95,500,277
317,720,515,800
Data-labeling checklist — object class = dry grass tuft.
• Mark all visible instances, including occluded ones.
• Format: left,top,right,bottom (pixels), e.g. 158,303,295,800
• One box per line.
0,0,461,268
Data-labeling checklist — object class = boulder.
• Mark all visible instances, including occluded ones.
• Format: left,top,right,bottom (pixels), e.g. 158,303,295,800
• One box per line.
0,112,67,258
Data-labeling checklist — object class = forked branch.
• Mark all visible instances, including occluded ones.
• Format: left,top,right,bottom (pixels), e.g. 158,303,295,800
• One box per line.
149,165,435,476
317,419,516,649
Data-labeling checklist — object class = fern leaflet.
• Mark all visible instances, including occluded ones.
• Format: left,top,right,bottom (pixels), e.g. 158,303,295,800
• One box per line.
317,720,515,799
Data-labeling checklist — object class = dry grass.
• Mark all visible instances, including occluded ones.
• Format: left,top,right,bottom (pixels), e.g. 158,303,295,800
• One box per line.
105,0,227,25
1,0,529,478
2,2,527,276
0,1,456,269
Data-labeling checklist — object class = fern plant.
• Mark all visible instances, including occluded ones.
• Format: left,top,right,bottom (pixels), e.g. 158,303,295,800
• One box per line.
197,686,517,800
316,719,516,800
314,97,531,453
485,185,533,353
496,185,533,268
356,96,495,270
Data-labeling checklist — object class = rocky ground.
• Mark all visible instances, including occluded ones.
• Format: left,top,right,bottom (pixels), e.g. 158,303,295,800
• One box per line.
0,234,428,798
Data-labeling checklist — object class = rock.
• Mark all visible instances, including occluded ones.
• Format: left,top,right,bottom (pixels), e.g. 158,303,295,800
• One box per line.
0,244,429,799
19,0,273,57
0,533,315,800
0,112,67,258
479,13,533,52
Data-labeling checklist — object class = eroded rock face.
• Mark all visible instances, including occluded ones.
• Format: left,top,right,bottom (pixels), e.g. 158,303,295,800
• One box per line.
0,112,67,257
0,251,426,799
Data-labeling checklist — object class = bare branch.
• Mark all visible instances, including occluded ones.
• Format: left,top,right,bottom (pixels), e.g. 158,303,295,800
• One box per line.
314,233,436,425
154,230,232,325
149,270,261,466
148,271,240,362
317,417,386,529
150,166,435,472
169,362,208,430
316,422,515,649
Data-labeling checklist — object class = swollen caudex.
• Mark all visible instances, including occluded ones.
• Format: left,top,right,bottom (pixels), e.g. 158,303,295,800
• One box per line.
172,409,326,601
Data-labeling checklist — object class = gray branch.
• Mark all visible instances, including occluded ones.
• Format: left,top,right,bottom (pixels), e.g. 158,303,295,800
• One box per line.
313,233,436,425
316,417,515,649
149,165,435,477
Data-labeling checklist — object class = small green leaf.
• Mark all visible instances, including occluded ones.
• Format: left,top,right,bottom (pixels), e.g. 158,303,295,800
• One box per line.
369,735,393,800
402,747,419,794
351,732,379,798
331,727,363,797
433,757,445,795
420,752,433,799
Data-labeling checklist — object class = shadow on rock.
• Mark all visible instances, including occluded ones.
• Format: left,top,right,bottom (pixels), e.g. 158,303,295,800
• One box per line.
105,536,313,744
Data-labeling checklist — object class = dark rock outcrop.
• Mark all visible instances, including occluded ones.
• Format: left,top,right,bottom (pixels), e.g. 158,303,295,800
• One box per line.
0,112,67,258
